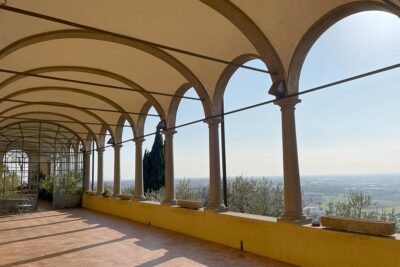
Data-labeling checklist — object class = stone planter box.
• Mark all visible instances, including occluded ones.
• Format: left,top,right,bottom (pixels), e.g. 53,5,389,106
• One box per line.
53,193,82,209
321,215,396,236
119,194,133,200
177,199,203,209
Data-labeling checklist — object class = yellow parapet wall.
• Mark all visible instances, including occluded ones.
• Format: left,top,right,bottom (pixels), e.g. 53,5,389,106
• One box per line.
83,195,400,267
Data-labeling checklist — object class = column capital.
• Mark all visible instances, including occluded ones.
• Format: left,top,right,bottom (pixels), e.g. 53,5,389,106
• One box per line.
162,129,177,137
134,137,145,144
113,143,123,150
96,148,105,153
274,97,301,110
203,116,222,125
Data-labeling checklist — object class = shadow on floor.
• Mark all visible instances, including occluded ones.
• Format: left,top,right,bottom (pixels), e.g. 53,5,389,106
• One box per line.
0,208,295,267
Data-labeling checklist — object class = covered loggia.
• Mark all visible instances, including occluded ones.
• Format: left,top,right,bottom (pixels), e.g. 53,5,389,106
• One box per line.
0,1,399,266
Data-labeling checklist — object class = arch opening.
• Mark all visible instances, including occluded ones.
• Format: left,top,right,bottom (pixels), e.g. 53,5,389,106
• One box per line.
120,120,135,195
221,59,284,217
103,129,114,194
174,88,209,204
296,11,400,229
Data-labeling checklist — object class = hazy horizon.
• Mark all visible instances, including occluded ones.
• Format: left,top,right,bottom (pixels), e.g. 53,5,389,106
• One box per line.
103,173,400,182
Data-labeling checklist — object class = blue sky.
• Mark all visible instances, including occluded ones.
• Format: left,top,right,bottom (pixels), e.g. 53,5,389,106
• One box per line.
101,11,400,181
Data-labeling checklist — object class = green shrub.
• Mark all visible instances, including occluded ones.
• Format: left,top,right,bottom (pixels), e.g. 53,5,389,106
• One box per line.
227,176,284,217
39,176,54,201
144,176,284,218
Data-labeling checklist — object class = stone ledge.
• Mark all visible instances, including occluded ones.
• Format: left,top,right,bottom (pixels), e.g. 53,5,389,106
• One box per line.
177,199,203,209
321,215,396,236
83,194,400,267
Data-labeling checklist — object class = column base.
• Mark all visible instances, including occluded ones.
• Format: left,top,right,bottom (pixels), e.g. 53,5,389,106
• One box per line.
161,199,177,206
134,196,146,201
278,214,312,225
206,204,228,213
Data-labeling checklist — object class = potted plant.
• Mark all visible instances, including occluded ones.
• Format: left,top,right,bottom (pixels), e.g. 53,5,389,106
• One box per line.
102,190,111,198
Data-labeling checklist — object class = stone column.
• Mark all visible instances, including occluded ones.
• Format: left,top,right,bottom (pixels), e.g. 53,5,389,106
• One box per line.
83,150,91,192
113,144,122,196
96,148,105,194
134,138,145,200
162,130,177,205
204,117,226,211
274,98,307,222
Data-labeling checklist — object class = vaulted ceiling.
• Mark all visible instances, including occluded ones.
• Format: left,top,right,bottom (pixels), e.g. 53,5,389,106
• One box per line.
0,0,397,155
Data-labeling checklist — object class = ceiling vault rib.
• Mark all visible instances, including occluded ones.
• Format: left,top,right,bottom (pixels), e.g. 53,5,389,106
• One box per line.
0,4,274,75
0,114,132,127
382,0,400,12
0,68,202,101
2,126,104,136
0,135,76,145
0,131,12,142
0,96,160,117
0,134,83,141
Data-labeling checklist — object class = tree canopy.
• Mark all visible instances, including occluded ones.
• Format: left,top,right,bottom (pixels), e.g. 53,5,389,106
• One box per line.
143,131,165,192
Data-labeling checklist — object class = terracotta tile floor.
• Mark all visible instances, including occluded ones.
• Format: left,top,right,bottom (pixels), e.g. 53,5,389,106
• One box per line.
0,208,295,267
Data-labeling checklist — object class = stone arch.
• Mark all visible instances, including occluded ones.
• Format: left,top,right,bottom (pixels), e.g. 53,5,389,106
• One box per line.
136,101,161,138
84,134,97,151
98,125,114,149
288,1,400,94
167,83,208,128
114,115,136,144
201,0,285,82
212,54,267,115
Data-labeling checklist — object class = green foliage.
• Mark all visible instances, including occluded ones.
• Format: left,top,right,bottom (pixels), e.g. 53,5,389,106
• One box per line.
39,176,54,201
227,176,284,217
54,171,83,195
325,191,399,233
102,190,111,197
143,131,165,192
144,187,165,202
121,185,134,195
145,176,284,218
0,172,21,196
175,178,209,203
103,181,114,196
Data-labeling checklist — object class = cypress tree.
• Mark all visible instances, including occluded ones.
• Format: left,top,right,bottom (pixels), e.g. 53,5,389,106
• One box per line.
143,130,165,192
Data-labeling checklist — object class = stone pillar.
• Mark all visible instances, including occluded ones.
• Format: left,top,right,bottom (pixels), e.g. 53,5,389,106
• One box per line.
162,130,177,205
134,138,145,200
96,148,105,194
83,150,91,192
204,117,226,211
113,144,122,196
274,98,307,222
